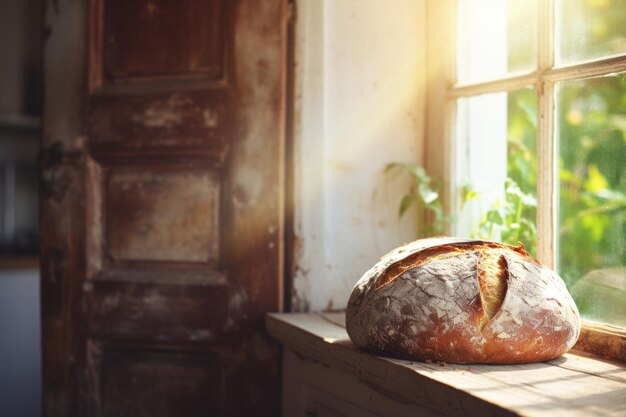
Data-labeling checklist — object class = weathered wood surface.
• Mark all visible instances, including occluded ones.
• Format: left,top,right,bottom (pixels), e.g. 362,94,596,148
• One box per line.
267,312,626,417
575,321,626,362
282,347,441,417
42,0,287,415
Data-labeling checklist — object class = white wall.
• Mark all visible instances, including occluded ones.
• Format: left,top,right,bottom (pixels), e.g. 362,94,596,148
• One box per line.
292,0,426,311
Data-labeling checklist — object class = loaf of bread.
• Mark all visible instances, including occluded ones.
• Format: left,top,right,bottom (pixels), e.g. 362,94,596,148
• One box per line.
346,237,580,364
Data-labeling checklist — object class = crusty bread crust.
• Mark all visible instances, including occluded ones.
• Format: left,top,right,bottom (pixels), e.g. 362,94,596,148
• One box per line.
346,237,580,364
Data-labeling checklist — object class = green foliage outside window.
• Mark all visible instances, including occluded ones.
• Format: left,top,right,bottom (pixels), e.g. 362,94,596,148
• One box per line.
556,76,626,324
505,75,625,323
389,0,625,325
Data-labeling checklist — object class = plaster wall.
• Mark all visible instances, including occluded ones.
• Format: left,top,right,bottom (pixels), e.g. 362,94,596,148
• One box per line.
292,0,426,311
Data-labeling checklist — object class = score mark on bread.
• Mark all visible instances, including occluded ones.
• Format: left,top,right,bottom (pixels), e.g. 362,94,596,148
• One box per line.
346,237,581,364
477,250,508,330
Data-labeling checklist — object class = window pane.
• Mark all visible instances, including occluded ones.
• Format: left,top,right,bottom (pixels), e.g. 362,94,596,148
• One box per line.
557,75,626,327
457,0,537,83
455,88,537,254
557,0,626,64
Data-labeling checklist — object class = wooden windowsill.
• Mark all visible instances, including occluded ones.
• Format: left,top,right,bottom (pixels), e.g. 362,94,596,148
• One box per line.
266,312,626,417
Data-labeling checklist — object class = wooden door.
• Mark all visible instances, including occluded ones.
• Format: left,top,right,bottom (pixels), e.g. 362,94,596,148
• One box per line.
41,0,287,415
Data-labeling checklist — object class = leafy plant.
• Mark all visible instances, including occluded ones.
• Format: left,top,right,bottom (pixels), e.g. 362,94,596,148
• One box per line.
386,89,541,249
384,162,454,236
385,163,538,247
473,177,537,252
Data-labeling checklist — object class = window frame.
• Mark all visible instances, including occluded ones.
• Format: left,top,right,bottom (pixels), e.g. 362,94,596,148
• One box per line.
425,0,626,361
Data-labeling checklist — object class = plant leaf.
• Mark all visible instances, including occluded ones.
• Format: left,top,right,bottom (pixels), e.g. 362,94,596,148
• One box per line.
486,209,504,225
403,163,427,181
384,162,400,173
398,194,416,217
418,182,439,204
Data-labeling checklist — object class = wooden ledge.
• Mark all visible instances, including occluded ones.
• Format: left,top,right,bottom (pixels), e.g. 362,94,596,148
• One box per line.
0,256,39,270
267,312,626,417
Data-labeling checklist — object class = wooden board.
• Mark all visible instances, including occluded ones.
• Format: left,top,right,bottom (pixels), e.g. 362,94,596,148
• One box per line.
267,312,626,417
282,348,441,417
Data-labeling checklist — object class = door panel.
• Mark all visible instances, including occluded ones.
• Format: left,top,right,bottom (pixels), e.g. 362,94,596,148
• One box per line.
96,347,222,417
88,92,231,158
104,0,225,80
42,0,286,415
104,165,221,263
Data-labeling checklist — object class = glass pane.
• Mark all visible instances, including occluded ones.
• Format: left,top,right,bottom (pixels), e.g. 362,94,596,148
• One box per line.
455,88,537,255
457,0,537,83
557,0,626,64
557,75,626,327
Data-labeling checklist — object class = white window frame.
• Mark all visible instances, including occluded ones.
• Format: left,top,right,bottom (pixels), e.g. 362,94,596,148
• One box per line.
425,0,626,359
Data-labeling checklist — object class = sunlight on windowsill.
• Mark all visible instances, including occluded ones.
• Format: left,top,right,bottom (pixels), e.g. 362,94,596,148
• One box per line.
267,311,626,417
